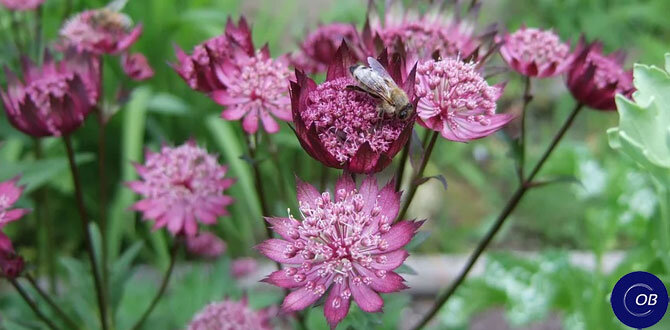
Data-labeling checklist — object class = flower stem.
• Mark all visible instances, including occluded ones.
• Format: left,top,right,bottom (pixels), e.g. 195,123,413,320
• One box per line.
397,131,439,222
517,76,532,183
131,241,180,330
97,114,110,305
394,136,412,191
25,274,79,330
33,139,56,293
9,278,60,330
411,103,583,330
62,135,109,330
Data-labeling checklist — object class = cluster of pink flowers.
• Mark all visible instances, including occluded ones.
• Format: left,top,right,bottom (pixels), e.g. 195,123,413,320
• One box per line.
0,177,28,279
128,141,235,237
259,175,422,328
0,0,44,11
499,26,573,78
188,298,272,330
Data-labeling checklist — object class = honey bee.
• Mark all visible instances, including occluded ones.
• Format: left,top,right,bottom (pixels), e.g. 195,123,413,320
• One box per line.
348,57,414,121
90,8,132,32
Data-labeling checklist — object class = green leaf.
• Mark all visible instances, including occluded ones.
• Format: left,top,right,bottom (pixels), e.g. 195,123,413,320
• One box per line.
0,154,94,194
405,230,430,251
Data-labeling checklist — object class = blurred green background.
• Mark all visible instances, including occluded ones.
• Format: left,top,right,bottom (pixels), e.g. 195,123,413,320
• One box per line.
0,0,669,329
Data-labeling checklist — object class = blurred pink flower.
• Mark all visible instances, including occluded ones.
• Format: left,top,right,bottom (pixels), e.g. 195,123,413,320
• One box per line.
212,45,292,134
0,177,28,279
231,257,258,279
186,232,227,258
0,0,43,10
290,23,363,74
172,17,253,93
60,8,142,55
128,141,235,237
415,58,512,142
566,38,633,111
365,0,479,61
291,44,416,173
188,298,272,330
122,53,154,81
499,26,573,78
1,51,100,137
258,175,423,328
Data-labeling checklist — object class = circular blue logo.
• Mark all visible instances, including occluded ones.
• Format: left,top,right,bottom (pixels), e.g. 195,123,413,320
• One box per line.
611,271,668,328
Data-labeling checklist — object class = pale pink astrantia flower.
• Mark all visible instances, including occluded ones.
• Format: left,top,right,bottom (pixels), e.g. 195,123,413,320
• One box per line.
128,141,235,237
211,45,292,134
415,58,513,142
499,26,573,78
188,298,273,330
185,232,227,258
60,8,142,55
258,175,423,328
0,177,29,278
0,0,44,11
231,257,258,279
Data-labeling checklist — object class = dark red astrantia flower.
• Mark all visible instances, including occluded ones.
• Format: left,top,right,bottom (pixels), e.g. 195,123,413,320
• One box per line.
566,38,633,111
290,23,365,75
290,43,416,174
1,51,100,137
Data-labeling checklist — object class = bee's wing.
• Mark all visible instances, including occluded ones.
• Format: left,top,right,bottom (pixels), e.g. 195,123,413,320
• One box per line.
367,57,396,82
355,68,395,104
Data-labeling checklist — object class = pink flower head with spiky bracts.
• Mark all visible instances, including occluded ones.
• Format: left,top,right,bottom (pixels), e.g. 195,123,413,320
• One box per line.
291,23,364,74
365,0,479,61
291,43,416,173
258,175,423,328
231,257,258,279
128,141,236,237
122,53,154,81
0,177,29,279
185,232,227,259
566,38,633,111
60,8,142,55
172,17,254,93
188,298,273,330
0,0,43,11
211,45,292,134
1,50,101,137
499,26,573,78
415,58,513,142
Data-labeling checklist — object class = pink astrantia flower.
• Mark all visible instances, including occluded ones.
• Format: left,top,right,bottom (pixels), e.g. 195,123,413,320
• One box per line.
121,53,154,81
1,51,101,137
188,298,272,330
0,177,28,279
365,0,479,61
291,43,416,173
60,8,142,55
258,175,423,329
231,257,258,279
566,38,633,111
415,58,512,142
211,45,292,134
0,0,43,11
499,26,573,78
185,232,227,258
290,23,364,74
172,17,254,93
128,141,235,237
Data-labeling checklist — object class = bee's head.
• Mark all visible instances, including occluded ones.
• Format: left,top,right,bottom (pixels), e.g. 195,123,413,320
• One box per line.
397,104,414,121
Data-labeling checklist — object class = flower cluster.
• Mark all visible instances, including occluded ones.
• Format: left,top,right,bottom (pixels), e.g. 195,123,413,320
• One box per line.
499,26,573,78
258,175,422,328
188,298,272,330
60,8,142,55
291,44,416,173
128,141,235,237
0,177,28,279
185,232,227,258
1,51,100,137
415,58,511,142
122,53,154,81
0,0,43,11
291,23,363,74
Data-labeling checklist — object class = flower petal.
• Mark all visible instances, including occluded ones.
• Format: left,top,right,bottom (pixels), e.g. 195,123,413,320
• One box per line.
324,282,351,329
262,269,304,289
281,287,324,313
349,278,383,313
381,220,424,251
255,239,304,264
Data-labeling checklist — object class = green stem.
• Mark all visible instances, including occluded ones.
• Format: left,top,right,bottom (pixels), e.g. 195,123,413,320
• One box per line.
97,114,110,307
63,135,109,330
397,131,439,222
394,134,411,191
33,139,56,293
411,103,583,330
131,241,180,330
9,278,60,330
25,274,79,330
517,76,532,183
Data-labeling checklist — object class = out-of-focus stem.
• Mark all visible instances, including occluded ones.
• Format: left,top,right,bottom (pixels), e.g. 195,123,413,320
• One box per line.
517,76,532,183
25,274,79,330
33,139,56,293
411,103,583,330
62,135,109,330
397,131,439,222
394,136,411,191
96,113,110,305
131,241,180,330
9,278,59,330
